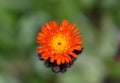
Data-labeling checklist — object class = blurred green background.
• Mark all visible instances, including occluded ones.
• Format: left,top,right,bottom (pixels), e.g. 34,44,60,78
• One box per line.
0,0,120,83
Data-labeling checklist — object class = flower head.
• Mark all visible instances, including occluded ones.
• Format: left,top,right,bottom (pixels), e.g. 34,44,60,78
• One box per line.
36,20,83,73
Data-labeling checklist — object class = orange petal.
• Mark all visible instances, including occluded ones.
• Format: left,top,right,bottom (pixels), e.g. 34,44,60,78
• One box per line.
65,57,69,63
61,57,65,64
62,20,69,28
76,40,83,44
42,53,49,60
38,32,46,37
50,21,57,28
69,52,78,58
68,23,75,31
67,56,72,62
72,28,80,35
57,58,61,65
38,49,44,53
50,57,55,63
37,46,46,53
45,23,51,30
42,26,48,34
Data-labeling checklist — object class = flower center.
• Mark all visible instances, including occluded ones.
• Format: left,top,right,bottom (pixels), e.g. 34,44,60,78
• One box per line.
50,34,70,53
58,42,61,45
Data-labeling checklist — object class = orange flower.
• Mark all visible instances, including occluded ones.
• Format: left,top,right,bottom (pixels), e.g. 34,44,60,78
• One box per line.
36,20,83,73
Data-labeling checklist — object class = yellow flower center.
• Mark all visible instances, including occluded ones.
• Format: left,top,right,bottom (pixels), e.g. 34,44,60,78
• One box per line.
50,34,70,53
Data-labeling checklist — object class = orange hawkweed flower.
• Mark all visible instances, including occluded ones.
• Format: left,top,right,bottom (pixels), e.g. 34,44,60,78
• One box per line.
36,20,83,73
